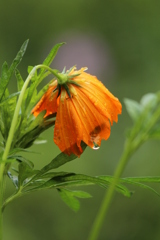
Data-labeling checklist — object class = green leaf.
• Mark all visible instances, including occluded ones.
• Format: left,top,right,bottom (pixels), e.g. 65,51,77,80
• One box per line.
13,116,54,149
24,81,38,113
9,39,29,75
38,42,65,79
15,69,24,91
124,98,142,122
1,62,9,80
27,172,131,198
24,173,79,192
57,188,91,212
18,162,39,188
26,111,46,132
58,188,80,212
1,158,16,164
148,124,160,139
11,167,19,174
0,91,20,107
120,177,160,197
38,171,74,179
21,43,64,115
9,148,39,155
13,156,34,169
25,43,65,109
0,40,29,102
33,79,53,105
1,62,9,79
73,175,132,197
0,90,18,139
7,171,19,189
66,189,92,199
140,93,158,108
25,179,46,188
121,176,160,183
35,142,87,177
100,175,160,197
0,62,9,103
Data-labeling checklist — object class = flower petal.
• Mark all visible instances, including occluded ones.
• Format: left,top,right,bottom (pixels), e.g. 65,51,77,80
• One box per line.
74,72,122,124
71,92,111,149
54,89,83,156
32,67,122,157
32,83,58,117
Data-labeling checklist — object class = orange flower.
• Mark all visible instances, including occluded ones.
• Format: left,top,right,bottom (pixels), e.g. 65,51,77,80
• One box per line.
32,67,122,156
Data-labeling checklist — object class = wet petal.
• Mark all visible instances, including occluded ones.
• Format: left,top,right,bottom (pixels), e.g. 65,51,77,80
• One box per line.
54,89,83,156
32,84,58,117
32,67,122,157
71,92,111,149
74,72,122,124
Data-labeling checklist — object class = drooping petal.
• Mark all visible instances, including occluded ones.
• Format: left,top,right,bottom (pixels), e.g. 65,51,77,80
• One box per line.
71,91,111,149
53,87,112,156
32,82,58,117
53,69,122,155
54,89,83,156
32,67,122,157
73,71,122,124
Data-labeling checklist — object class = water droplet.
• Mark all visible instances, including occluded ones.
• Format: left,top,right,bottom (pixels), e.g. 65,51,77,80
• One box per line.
93,142,100,150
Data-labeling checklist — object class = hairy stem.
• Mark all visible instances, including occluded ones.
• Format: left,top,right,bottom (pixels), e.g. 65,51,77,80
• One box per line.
88,97,160,240
0,67,36,239
0,163,5,240
88,142,131,240
2,190,22,213
0,64,60,239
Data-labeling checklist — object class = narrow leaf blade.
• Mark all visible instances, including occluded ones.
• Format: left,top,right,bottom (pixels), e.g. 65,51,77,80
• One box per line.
124,98,142,122
35,142,87,177
0,40,29,101
9,39,29,75
58,188,80,212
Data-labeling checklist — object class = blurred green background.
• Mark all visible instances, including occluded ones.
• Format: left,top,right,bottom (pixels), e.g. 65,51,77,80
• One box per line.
1,0,160,239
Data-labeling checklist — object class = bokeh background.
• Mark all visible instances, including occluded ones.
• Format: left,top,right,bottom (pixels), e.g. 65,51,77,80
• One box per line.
1,0,160,239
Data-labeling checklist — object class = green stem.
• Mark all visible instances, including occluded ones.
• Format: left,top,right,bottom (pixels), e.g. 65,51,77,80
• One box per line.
0,64,59,165
88,99,160,240
0,68,36,240
88,142,132,240
36,65,60,80
3,65,59,160
0,163,5,240
2,190,22,213
0,64,59,239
